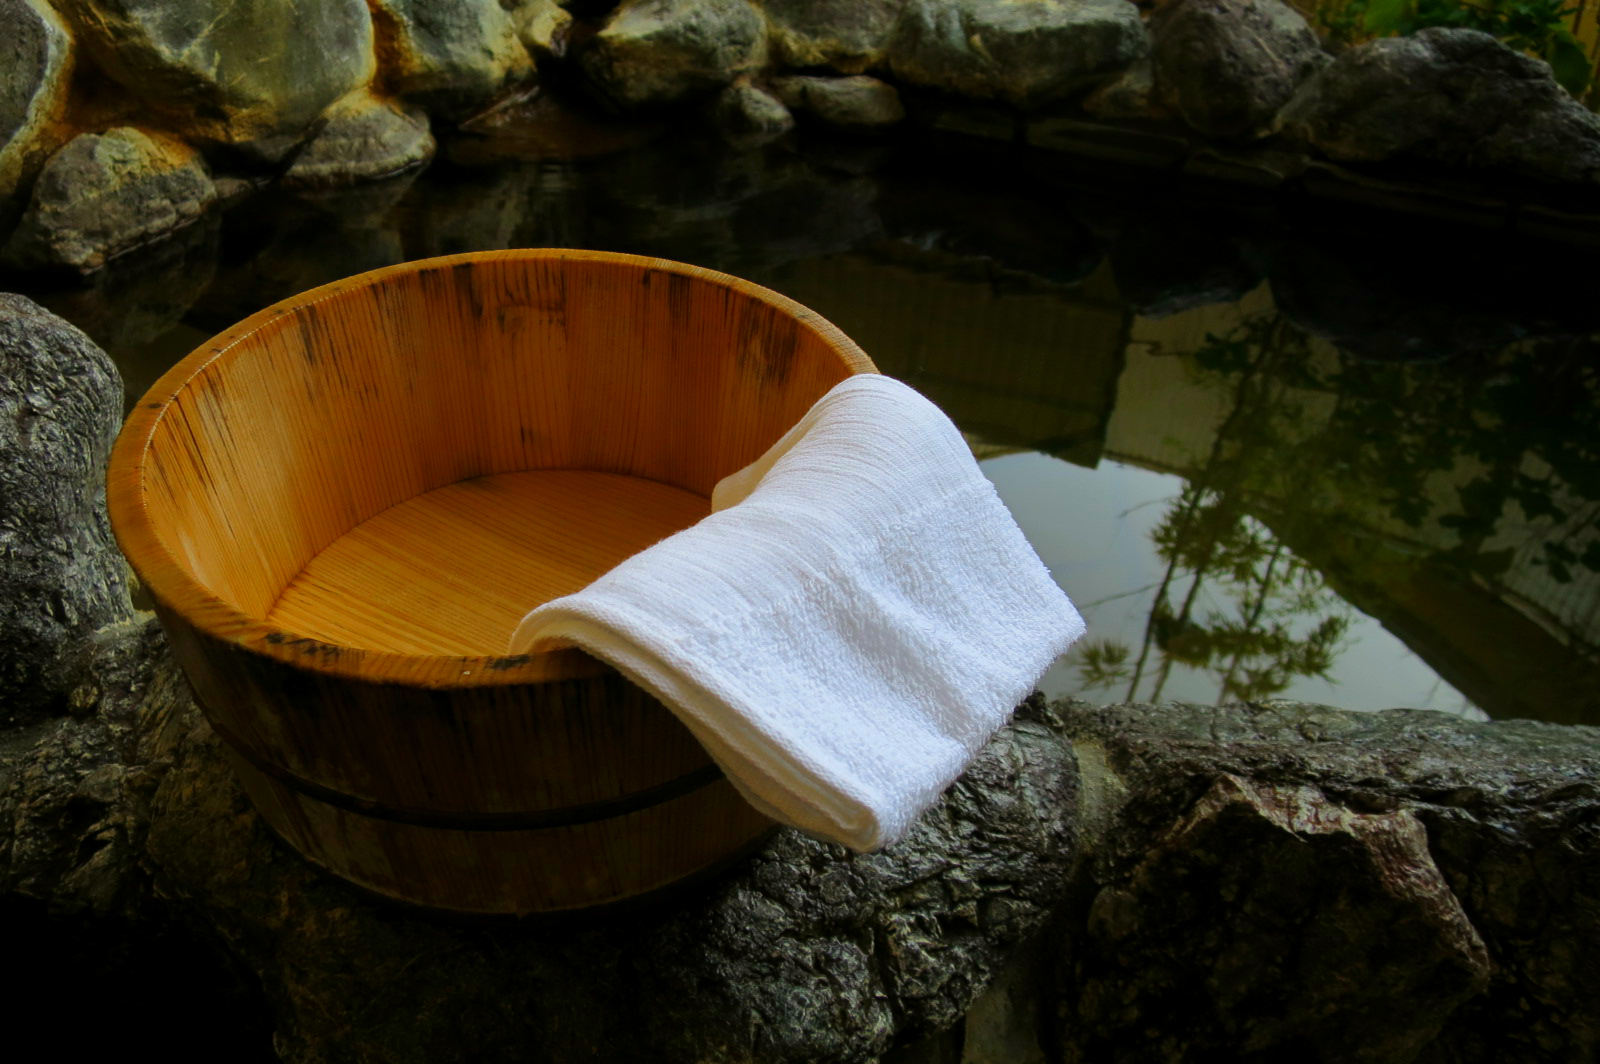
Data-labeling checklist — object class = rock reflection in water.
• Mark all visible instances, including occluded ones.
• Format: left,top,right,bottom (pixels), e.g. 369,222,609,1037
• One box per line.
31,213,220,406
13,121,1600,724
1260,233,1600,363
188,176,418,336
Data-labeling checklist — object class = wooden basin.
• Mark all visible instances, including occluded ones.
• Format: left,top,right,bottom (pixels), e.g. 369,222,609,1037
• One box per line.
107,250,876,915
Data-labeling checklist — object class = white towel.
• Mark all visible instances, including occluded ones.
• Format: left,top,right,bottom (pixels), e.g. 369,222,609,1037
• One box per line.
508,373,1084,851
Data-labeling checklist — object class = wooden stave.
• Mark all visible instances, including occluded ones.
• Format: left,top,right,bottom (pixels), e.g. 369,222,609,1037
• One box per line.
161,607,719,817
229,751,777,915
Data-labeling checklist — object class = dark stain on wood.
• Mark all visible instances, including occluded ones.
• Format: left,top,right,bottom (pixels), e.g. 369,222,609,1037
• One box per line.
295,302,324,368
453,261,486,321
666,271,694,329
737,306,797,389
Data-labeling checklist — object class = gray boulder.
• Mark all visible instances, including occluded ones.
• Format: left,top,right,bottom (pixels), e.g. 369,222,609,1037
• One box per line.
2,127,217,272
0,295,130,728
887,0,1148,110
1075,773,1490,1061
1081,56,1165,121
760,0,908,74
282,90,437,187
512,0,573,61
55,0,375,161
1057,699,1600,1062
772,75,907,132
576,0,767,112
1152,0,1325,139
710,79,795,142
1281,27,1600,186
370,0,536,120
0,0,73,213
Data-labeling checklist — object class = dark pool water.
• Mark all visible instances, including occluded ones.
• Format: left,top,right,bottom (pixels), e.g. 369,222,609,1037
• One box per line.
18,106,1600,725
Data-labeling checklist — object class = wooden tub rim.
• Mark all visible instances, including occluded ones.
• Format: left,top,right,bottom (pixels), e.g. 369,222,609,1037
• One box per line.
107,248,878,691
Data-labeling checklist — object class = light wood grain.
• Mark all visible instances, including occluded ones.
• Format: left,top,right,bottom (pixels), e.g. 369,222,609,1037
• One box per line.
107,249,877,913
269,470,709,656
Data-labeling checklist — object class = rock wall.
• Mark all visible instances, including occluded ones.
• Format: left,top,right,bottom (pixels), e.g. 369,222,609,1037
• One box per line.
2,299,1597,1061
1,0,1596,273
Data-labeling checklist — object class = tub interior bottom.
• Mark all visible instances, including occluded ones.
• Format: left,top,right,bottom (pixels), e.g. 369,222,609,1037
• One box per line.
267,470,710,656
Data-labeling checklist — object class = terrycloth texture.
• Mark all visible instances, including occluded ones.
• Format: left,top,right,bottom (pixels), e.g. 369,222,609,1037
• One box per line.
508,374,1084,851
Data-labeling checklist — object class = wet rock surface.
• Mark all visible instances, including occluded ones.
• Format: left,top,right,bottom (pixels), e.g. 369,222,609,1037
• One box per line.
760,0,907,74
1073,773,1491,1062
55,0,375,158
1057,700,1600,1063
1151,0,1325,140
0,0,73,208
513,0,573,60
1281,28,1600,187
4,0,1599,271
2,127,216,272
576,0,768,112
282,91,437,187
711,79,795,142
370,0,535,119
773,75,907,132
0,294,129,726
1081,57,1163,122
888,0,1149,108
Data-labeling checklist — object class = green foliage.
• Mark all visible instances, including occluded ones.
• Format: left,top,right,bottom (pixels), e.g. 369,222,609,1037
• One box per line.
1546,26,1594,93
1323,0,1371,44
1075,638,1133,690
1152,498,1351,701
1073,483,1352,703
1322,0,1594,98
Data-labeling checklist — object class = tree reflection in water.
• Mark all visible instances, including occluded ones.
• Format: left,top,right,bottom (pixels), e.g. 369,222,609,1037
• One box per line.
1068,310,1600,722
1077,500,1351,704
